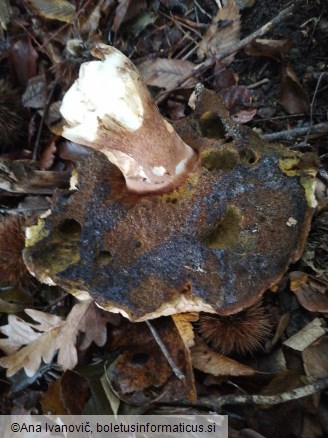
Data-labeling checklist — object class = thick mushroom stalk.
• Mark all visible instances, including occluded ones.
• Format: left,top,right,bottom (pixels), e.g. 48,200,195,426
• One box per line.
60,44,196,193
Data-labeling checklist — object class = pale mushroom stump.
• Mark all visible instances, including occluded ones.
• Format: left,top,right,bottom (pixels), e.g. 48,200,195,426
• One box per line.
23,45,317,321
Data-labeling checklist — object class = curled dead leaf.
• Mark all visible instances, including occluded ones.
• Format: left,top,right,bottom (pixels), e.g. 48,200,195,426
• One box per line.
41,370,90,415
138,58,197,89
245,38,292,61
22,74,47,109
219,85,257,123
283,318,327,352
214,62,237,91
39,139,57,170
290,272,328,313
24,0,75,23
9,38,38,87
113,0,131,33
280,64,310,114
231,108,257,123
191,338,256,377
302,335,328,379
197,0,240,64
172,312,198,348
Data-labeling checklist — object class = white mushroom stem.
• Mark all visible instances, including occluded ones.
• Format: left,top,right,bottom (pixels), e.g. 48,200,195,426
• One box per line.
60,44,196,193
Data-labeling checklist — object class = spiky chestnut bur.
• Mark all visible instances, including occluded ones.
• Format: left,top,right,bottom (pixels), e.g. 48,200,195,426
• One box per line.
60,44,196,193
197,302,271,356
0,216,32,287
0,80,27,153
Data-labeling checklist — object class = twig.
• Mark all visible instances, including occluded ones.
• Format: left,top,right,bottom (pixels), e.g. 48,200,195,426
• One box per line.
197,377,328,411
304,72,325,144
160,378,328,412
0,206,49,214
155,1,300,104
247,78,270,89
42,292,68,312
33,80,57,161
261,122,328,142
146,320,185,381
194,0,212,19
305,6,326,56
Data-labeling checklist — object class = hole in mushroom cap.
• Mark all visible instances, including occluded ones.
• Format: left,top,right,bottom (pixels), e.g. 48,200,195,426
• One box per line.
96,250,112,265
180,282,192,294
202,206,242,250
131,353,150,366
198,111,227,139
239,147,260,166
201,146,239,171
57,219,82,240
165,197,178,204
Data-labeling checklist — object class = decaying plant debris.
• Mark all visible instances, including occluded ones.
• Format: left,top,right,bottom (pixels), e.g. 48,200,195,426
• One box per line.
0,1,327,437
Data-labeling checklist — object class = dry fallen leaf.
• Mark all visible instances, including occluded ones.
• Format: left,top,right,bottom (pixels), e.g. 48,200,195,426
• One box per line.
290,272,328,313
220,85,253,109
214,62,237,91
197,0,240,64
113,0,131,33
77,0,108,36
0,316,61,377
280,64,310,114
106,317,196,405
302,335,328,379
0,300,108,377
78,304,115,350
231,108,257,123
138,58,197,89
42,370,90,415
172,312,198,348
22,74,47,109
100,372,121,415
260,370,304,395
245,38,292,61
216,84,257,123
190,338,256,376
9,38,38,87
39,138,57,170
283,318,327,352
24,0,75,23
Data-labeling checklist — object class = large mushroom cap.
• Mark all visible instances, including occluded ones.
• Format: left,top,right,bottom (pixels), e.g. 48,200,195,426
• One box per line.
24,88,317,321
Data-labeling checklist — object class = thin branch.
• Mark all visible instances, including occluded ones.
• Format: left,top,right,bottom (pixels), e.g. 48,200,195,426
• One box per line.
0,206,50,214
156,1,301,104
159,378,328,412
146,320,185,381
304,72,326,144
261,122,328,142
197,377,328,411
33,80,57,161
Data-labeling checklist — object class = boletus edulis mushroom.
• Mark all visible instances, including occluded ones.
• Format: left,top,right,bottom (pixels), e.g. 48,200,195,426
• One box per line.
23,45,318,321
